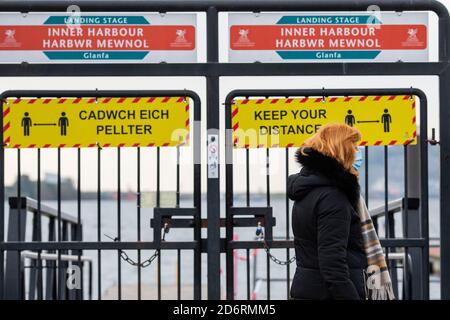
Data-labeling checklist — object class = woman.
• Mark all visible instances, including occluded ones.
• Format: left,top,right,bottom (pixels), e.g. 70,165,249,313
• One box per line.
287,123,394,300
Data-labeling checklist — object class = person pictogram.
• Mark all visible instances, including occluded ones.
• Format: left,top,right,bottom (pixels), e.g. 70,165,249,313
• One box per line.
21,112,32,136
381,109,392,133
345,110,356,127
58,112,69,136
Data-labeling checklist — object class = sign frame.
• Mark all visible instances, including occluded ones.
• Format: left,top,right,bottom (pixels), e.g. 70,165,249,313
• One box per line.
225,88,426,149
0,89,201,149
230,95,417,148
228,11,429,63
0,12,197,63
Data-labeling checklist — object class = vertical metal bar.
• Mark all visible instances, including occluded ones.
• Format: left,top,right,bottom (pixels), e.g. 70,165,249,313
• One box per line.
0,98,4,300
418,97,429,300
246,248,250,300
383,145,397,295
17,149,21,247
266,148,270,300
364,147,369,206
440,60,450,300
37,149,43,300
405,131,424,299
384,146,390,264
89,262,93,300
176,145,180,207
225,100,236,300
157,147,160,207
366,146,378,231
136,147,141,300
245,148,251,300
77,148,82,300
57,148,62,300
156,147,161,300
192,96,201,300
403,145,410,299
117,147,121,300
176,145,181,300
97,146,102,300
46,217,56,299
384,144,400,296
69,223,77,300
206,5,221,300
285,148,290,299
177,249,181,300
29,200,39,300
62,221,68,299
387,210,398,297
246,149,250,207
438,12,450,298
252,248,257,295
36,148,44,300
17,149,22,299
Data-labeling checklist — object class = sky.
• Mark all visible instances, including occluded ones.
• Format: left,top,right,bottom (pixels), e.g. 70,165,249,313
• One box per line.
1,2,448,193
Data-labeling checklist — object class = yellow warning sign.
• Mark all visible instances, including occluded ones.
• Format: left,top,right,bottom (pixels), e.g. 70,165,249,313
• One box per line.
3,97,190,148
231,95,417,148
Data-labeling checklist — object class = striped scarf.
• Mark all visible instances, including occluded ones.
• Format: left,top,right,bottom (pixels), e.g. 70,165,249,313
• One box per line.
357,195,396,300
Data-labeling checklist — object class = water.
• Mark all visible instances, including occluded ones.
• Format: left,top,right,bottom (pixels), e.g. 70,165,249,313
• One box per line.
9,196,441,300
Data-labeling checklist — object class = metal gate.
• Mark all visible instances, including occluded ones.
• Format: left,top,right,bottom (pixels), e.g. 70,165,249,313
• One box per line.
225,88,430,300
0,0,449,300
0,90,201,300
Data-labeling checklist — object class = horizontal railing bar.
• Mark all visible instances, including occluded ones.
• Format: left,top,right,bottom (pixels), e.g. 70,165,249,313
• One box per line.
233,217,277,228
228,238,426,249
254,278,288,283
369,197,420,219
153,208,199,217
9,197,80,225
220,63,448,77
385,252,407,261
1,241,198,251
4,238,421,252
0,89,201,100
370,198,403,217
230,241,294,249
151,218,196,229
230,207,272,216
21,250,93,263
225,88,427,107
0,62,446,78
0,0,447,15
151,217,276,228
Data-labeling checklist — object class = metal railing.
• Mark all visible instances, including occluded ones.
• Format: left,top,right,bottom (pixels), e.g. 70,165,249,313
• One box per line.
370,197,429,299
4,196,86,299
21,250,93,300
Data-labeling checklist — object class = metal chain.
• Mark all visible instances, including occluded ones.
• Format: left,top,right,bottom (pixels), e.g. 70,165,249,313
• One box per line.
118,249,159,268
105,223,169,268
256,222,296,266
261,239,297,266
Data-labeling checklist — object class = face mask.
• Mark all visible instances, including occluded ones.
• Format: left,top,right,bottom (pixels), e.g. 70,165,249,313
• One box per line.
352,148,363,171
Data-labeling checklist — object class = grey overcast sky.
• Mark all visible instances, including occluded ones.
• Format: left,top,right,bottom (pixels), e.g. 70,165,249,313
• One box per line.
1,1,448,193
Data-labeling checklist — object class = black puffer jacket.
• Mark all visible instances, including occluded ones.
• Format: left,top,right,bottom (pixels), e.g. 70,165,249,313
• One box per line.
288,147,367,300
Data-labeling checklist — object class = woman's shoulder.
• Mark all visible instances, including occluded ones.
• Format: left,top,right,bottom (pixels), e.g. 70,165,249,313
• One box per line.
314,187,354,220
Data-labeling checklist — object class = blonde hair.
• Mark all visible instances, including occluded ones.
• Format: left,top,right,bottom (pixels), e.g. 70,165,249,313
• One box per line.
300,123,361,176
